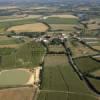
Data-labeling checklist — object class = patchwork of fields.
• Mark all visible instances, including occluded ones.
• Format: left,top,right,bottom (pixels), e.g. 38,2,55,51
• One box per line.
0,13,99,100
0,18,37,32
0,42,45,69
74,56,100,73
37,54,98,100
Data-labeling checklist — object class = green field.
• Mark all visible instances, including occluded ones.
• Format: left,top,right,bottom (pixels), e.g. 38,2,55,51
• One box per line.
74,56,100,74
0,18,37,32
0,69,31,86
43,17,79,24
0,38,24,45
38,54,97,100
37,92,97,100
0,48,15,55
0,42,45,69
87,77,100,91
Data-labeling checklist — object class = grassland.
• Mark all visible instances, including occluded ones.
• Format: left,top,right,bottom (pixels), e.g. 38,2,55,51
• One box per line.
87,78,100,91
0,69,32,86
74,56,100,74
7,23,49,33
0,42,45,69
0,18,37,32
43,17,79,24
0,38,23,45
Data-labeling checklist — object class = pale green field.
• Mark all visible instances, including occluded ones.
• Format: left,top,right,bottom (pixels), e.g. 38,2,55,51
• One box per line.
0,69,31,86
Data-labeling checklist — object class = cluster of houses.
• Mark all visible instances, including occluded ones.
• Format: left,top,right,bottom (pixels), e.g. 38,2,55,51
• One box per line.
34,33,69,44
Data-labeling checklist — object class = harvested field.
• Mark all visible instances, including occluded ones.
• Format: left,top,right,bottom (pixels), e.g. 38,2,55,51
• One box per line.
7,23,49,32
50,24,76,31
92,46,100,50
45,15,78,19
69,41,97,57
48,45,65,52
0,18,37,32
88,24,100,30
0,87,36,100
44,54,67,66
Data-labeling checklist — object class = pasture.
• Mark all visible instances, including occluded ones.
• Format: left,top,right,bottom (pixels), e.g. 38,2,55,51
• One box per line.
0,69,34,86
42,17,79,24
74,56,100,74
46,15,78,19
38,54,97,100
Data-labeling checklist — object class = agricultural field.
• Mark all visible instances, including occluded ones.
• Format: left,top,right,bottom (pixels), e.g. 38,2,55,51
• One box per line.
38,54,97,100
91,70,100,76
0,18,37,32
0,36,24,45
0,87,35,100
48,45,65,53
45,15,78,19
74,56,100,74
7,23,49,33
0,42,45,69
50,24,76,31
0,69,34,86
42,17,79,24
87,77,100,91
92,46,100,51
0,15,42,21
68,40,97,57
44,54,67,66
